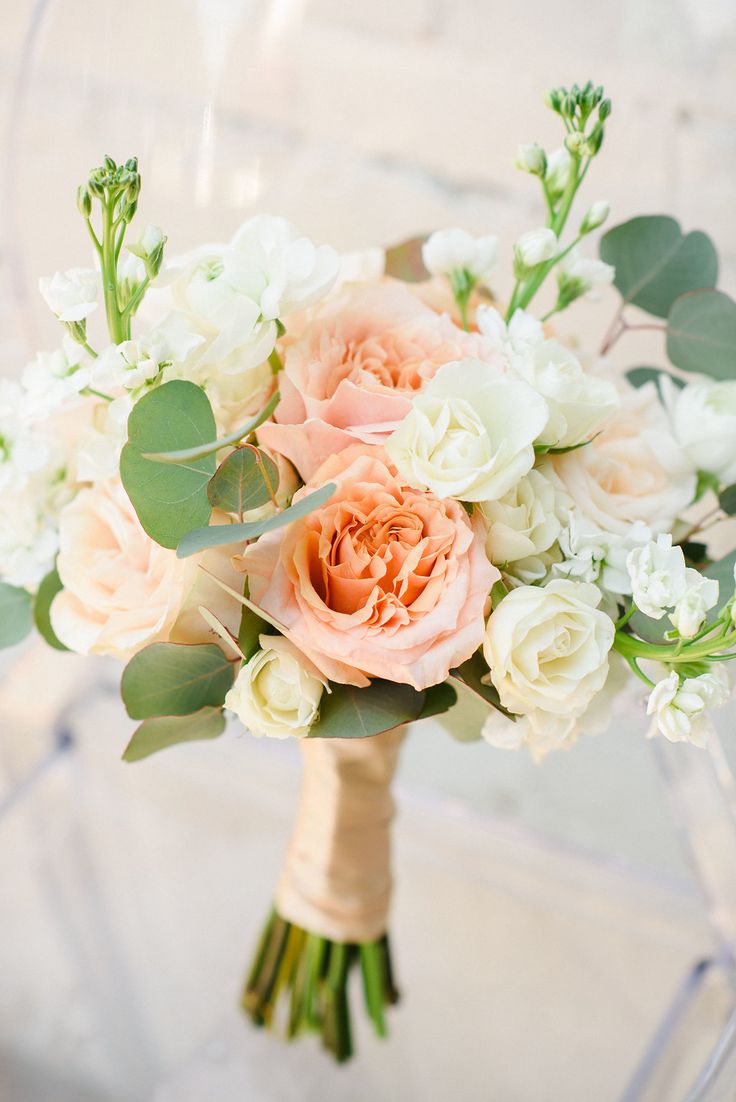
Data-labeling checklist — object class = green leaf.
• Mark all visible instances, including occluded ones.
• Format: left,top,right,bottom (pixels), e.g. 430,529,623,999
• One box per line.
121,642,235,720
384,235,430,283
667,290,736,380
450,650,513,718
695,469,721,502
705,550,736,594
207,447,279,516
0,582,33,649
309,679,427,739
490,579,509,607
626,366,684,392
238,596,268,661
142,390,280,464
628,610,669,644
680,540,709,566
416,681,458,721
600,216,718,318
719,484,736,515
123,707,226,762
120,380,217,549
177,482,337,558
33,568,69,651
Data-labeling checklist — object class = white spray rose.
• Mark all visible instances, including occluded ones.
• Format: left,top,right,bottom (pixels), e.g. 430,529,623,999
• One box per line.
225,634,327,739
647,668,730,747
483,579,615,722
513,338,620,448
481,466,567,579
627,535,687,619
386,358,548,502
422,229,498,287
39,268,98,322
664,377,736,485
514,228,558,273
670,570,719,638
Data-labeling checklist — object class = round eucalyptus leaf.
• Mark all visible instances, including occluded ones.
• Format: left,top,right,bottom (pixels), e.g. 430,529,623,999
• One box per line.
667,290,736,380
0,582,33,649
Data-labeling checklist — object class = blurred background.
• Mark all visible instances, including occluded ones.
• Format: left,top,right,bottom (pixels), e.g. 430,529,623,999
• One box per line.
1,1,736,1099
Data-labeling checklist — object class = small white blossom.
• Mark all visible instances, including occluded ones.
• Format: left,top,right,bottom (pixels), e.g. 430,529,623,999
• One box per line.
515,143,546,176
476,305,544,364
0,381,48,491
670,569,719,638
39,268,98,322
627,535,688,619
557,248,615,301
514,228,558,273
556,512,651,596
422,228,498,287
580,200,610,234
647,668,730,747
545,147,573,200
21,337,92,418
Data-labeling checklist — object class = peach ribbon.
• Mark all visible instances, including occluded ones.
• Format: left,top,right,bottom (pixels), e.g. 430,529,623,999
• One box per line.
275,726,407,943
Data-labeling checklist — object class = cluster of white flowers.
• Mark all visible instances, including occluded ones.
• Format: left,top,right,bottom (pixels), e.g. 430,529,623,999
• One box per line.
627,534,718,636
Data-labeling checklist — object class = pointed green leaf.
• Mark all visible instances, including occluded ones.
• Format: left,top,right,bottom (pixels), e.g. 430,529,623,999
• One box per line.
416,681,458,721
309,679,427,738
450,650,513,718
626,366,684,392
667,290,736,380
33,568,69,651
123,707,226,762
384,235,430,283
0,582,33,649
207,447,279,516
600,216,718,318
121,642,235,719
120,380,217,548
176,482,337,558
238,595,269,661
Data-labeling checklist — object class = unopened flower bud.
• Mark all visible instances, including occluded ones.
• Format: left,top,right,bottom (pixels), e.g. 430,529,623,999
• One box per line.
545,87,562,112
599,98,612,121
125,156,138,173
579,200,610,234
76,186,92,218
585,124,604,156
515,143,547,177
104,154,117,173
564,131,586,156
513,227,558,277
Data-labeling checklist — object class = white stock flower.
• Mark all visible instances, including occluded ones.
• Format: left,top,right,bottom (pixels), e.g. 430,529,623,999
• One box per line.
39,268,98,322
75,396,133,484
481,465,567,580
225,634,327,739
476,305,544,363
513,338,620,448
134,223,165,256
556,512,651,596
483,579,615,722
514,228,558,271
580,200,610,234
664,376,736,486
670,569,719,638
557,248,614,300
647,668,730,747
21,338,92,418
93,314,204,394
545,147,573,200
515,143,546,176
386,358,548,502
422,229,498,287
0,381,48,491
627,535,687,619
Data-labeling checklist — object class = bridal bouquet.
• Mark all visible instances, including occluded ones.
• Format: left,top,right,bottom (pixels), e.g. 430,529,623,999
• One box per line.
4,81,736,1060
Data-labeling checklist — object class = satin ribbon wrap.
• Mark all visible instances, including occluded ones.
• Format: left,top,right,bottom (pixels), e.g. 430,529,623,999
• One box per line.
275,726,407,943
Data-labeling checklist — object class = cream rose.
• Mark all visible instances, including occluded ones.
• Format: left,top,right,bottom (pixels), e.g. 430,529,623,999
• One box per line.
386,359,548,502
225,635,327,739
664,376,736,485
50,480,191,658
481,465,568,580
552,382,696,536
483,579,614,721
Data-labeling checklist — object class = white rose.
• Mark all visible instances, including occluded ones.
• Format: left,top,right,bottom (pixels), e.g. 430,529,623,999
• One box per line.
50,480,191,658
513,339,619,448
553,382,696,536
422,229,498,287
483,579,614,720
481,465,566,574
386,358,548,502
646,668,730,747
39,268,98,322
664,377,736,485
225,634,327,739
670,569,719,638
626,535,688,619
514,228,558,272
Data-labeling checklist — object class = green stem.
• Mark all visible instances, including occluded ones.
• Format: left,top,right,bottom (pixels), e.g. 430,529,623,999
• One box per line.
614,626,736,665
121,275,150,319
100,198,129,343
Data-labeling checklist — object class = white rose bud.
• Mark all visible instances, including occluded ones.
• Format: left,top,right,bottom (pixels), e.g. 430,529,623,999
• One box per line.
626,535,687,619
386,358,548,502
579,200,610,234
39,268,98,322
483,579,614,722
513,228,558,276
422,228,498,287
515,143,547,177
225,635,327,740
669,569,719,638
665,377,736,486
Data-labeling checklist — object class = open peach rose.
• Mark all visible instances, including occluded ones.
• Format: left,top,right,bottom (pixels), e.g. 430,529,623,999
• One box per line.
258,281,505,480
237,445,498,690
51,480,192,658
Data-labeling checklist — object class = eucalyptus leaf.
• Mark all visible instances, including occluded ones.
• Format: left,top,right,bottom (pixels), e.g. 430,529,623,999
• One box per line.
416,681,458,721
0,582,33,649
450,650,512,718
238,598,269,661
705,550,736,594
208,447,279,516
33,568,69,651
142,390,280,464
719,485,736,515
177,482,337,558
123,706,226,762
384,236,430,283
121,642,235,719
120,380,216,548
626,366,684,392
309,679,427,739
667,290,736,380
600,216,718,318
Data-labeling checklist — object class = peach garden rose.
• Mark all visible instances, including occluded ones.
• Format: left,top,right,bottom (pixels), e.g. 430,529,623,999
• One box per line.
257,281,505,480
238,444,499,690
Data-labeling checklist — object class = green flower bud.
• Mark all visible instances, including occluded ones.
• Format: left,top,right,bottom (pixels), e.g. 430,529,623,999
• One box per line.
544,87,562,112
76,186,92,218
125,156,138,173
104,154,117,172
585,124,604,156
561,93,577,118
599,98,612,121
579,199,610,234
564,131,586,156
